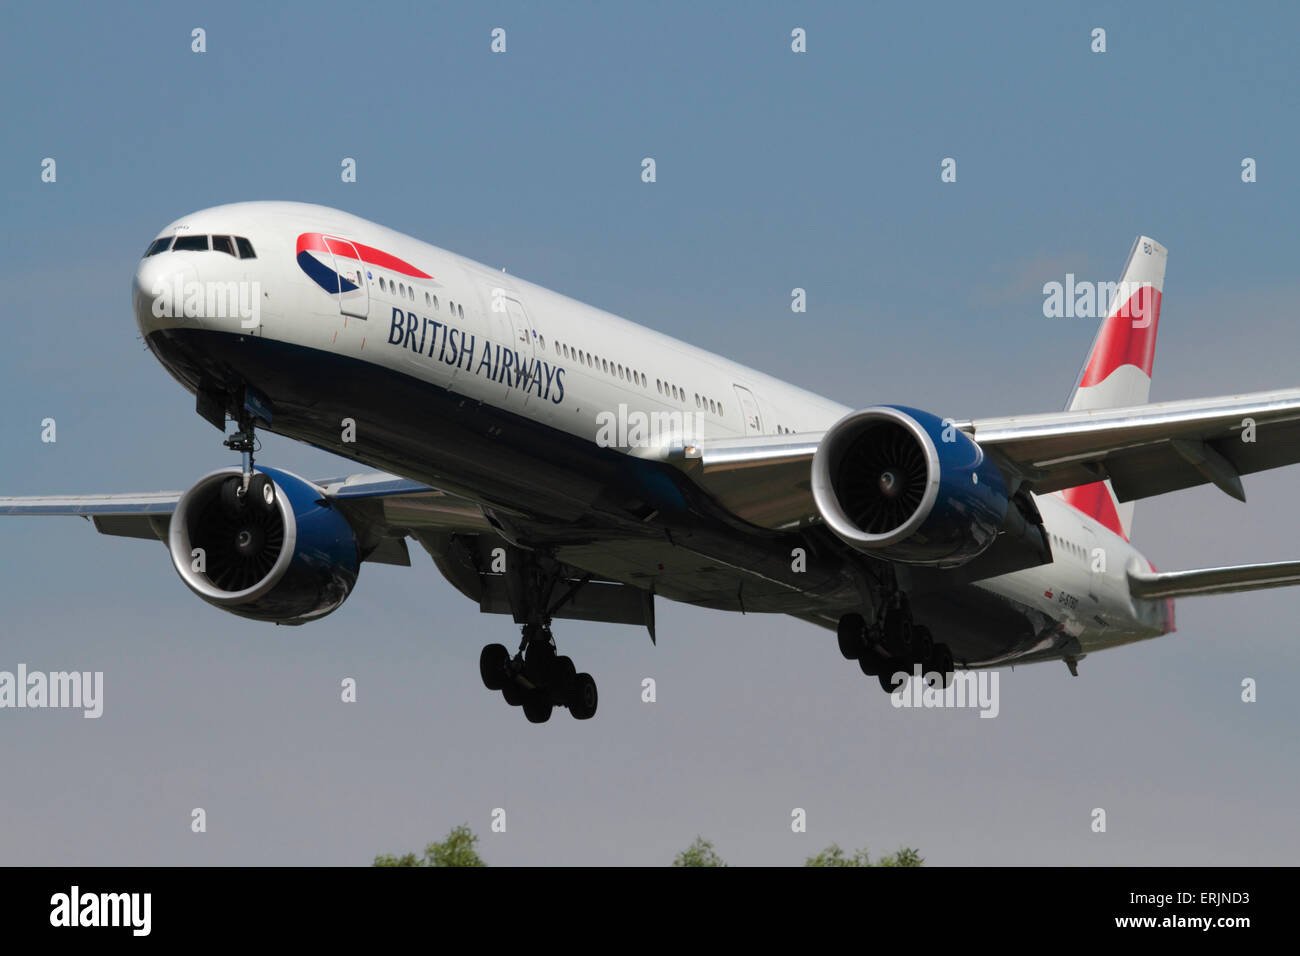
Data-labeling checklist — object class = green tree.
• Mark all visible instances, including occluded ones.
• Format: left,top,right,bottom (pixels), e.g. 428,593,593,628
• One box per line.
371,851,420,867
804,843,923,867
373,824,487,867
877,847,923,867
672,836,726,867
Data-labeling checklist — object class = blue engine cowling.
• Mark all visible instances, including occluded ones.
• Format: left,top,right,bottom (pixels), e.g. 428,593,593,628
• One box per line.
168,466,360,624
810,406,1009,566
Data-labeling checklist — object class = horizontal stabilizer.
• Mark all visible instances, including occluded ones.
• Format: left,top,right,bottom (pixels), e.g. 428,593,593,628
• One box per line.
1129,560,1300,599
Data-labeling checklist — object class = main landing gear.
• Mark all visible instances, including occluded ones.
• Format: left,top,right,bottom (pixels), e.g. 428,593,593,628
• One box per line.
836,593,955,694
476,548,598,723
479,625,598,723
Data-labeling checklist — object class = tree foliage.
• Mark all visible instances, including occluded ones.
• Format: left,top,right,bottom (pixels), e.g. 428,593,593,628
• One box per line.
672,836,727,867
374,827,920,867
373,824,487,867
803,843,924,867
670,837,922,867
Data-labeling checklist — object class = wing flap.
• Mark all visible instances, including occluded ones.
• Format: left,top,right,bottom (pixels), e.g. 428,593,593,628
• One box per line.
91,514,171,542
679,434,821,530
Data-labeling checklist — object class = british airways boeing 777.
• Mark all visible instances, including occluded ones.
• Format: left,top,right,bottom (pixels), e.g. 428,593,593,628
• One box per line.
5,202,1300,722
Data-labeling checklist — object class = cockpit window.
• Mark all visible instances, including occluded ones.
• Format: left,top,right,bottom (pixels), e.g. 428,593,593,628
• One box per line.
145,234,255,258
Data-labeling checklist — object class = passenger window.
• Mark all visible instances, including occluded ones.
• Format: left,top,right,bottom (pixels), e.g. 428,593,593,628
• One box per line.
425,292,431,306
433,296,439,310
235,237,256,259
211,235,236,256
458,304,464,318
172,235,208,252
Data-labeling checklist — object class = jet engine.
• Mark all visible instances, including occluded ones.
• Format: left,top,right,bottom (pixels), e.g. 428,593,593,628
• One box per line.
810,405,1009,566
168,466,360,624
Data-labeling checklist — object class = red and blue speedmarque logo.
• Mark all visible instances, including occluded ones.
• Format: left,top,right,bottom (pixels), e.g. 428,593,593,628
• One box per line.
295,233,433,294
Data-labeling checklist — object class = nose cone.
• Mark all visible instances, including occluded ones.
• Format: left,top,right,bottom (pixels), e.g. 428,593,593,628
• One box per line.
133,255,198,338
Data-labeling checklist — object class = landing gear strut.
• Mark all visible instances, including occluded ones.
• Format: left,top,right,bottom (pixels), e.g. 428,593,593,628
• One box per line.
836,592,955,694
219,412,274,517
477,549,599,722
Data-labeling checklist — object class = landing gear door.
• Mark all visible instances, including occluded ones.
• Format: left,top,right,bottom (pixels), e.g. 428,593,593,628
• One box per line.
733,384,764,435
324,236,369,320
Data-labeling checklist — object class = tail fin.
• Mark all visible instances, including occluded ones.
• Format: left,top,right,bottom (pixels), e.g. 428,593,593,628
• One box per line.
1060,236,1168,540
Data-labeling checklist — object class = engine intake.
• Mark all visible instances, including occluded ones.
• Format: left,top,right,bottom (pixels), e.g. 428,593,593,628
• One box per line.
811,406,1009,566
168,466,360,624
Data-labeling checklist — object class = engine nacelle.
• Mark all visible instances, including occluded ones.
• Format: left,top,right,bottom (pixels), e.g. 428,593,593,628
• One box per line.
168,466,360,624
811,405,1009,566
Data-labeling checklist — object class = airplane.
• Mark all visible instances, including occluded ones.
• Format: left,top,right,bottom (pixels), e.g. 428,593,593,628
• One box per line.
5,202,1300,724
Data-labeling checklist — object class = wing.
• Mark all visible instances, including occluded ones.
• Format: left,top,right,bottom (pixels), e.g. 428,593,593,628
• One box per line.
675,387,1300,529
0,472,490,567
960,388,1300,502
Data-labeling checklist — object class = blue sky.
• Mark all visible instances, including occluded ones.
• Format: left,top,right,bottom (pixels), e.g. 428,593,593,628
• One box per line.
1,1,1298,865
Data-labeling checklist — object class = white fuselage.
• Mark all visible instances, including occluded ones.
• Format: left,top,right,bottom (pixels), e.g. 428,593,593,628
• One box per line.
133,202,1171,663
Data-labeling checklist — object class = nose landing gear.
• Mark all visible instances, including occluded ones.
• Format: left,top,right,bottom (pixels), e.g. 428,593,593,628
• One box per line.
217,411,275,518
